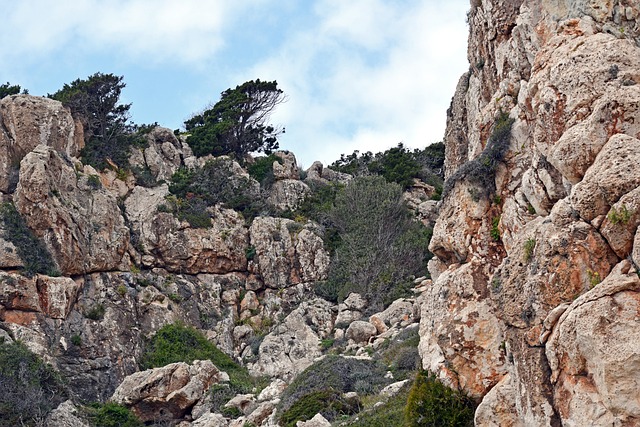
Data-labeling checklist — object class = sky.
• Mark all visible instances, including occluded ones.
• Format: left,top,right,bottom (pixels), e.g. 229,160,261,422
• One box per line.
0,0,470,167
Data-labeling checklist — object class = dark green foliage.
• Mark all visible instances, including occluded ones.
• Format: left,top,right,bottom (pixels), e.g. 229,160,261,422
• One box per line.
0,203,59,277
84,402,143,427
167,158,266,222
158,195,212,228
280,355,391,415
85,303,106,321
0,340,67,426
0,82,26,99
70,334,82,346
220,406,242,419
376,327,421,380
404,371,476,427
443,112,514,200
248,154,283,186
87,174,102,189
340,381,411,427
49,73,147,170
321,176,432,311
279,389,360,427
131,165,158,188
141,322,260,410
330,142,445,190
245,245,256,260
185,79,286,159
490,216,501,241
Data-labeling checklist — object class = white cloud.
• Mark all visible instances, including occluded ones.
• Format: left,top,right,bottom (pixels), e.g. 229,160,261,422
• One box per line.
244,0,470,165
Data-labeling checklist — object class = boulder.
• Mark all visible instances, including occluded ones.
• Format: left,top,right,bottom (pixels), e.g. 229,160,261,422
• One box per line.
45,400,89,427
273,151,300,180
267,179,310,211
345,320,378,344
296,413,331,427
111,360,224,423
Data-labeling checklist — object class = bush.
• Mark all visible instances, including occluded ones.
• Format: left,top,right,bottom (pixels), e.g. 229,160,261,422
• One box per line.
0,82,26,99
0,202,59,277
321,176,432,311
85,303,106,321
141,322,261,412
443,111,514,200
247,154,283,186
0,340,67,426
84,402,143,427
158,195,211,228
279,355,390,416
404,371,476,427
279,389,360,427
340,381,411,427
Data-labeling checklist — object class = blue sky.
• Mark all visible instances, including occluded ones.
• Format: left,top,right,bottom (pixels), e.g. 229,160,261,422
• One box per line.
1,0,470,167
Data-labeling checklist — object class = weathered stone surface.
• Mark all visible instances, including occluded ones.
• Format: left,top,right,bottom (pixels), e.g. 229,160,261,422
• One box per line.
191,413,228,427
273,151,300,180
267,179,310,211
128,126,185,183
36,275,81,319
474,374,523,427
296,413,331,427
345,320,377,344
249,298,333,381
546,261,640,426
0,95,82,193
14,145,129,275
46,400,89,427
372,299,415,328
335,293,366,326
249,217,329,288
111,360,223,422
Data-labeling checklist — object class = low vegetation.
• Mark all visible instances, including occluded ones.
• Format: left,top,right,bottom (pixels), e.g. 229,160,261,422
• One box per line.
0,340,67,426
0,202,59,277
84,402,143,427
443,111,514,200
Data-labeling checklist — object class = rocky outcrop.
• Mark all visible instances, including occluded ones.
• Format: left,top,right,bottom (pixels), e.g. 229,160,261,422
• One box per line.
14,145,129,275
249,217,329,289
0,95,82,193
421,0,640,425
111,360,224,423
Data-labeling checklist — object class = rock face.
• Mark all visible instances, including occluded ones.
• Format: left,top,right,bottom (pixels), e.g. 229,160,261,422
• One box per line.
0,95,82,193
421,1,640,425
111,360,223,422
15,145,129,275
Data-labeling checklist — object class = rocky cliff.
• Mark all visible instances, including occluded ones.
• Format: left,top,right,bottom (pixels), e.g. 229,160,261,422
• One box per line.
422,0,640,425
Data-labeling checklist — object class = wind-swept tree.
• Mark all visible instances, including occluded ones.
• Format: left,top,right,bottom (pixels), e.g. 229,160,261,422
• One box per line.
184,79,286,160
50,73,145,170
0,82,26,99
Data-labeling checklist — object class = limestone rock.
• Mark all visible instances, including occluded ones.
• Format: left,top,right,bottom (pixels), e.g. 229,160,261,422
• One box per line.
296,413,331,427
191,413,229,427
111,360,223,423
249,298,333,381
249,217,329,288
546,261,640,426
267,179,310,211
273,151,300,180
345,320,377,344
14,145,129,275
0,95,82,193
36,275,81,319
474,374,523,427
335,293,367,325
45,400,89,427
128,126,185,183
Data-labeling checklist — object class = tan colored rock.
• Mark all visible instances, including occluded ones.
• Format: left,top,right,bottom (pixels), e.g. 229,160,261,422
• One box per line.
245,401,276,426
546,261,640,426
600,187,640,259
296,413,331,427
129,126,185,183
14,145,129,274
571,134,640,222
273,151,300,180
190,413,228,427
0,95,82,192
345,320,377,344
111,360,223,422
249,217,329,288
249,298,333,381
267,179,310,211
225,394,256,415
0,273,40,312
474,374,523,427
46,400,89,427
36,275,81,319
372,299,415,328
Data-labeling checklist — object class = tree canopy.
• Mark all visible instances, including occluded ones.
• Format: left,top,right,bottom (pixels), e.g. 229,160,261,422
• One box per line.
49,73,146,170
0,82,26,99
184,79,286,160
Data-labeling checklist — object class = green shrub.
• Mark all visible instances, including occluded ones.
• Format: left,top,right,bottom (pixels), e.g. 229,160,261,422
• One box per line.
321,176,432,311
85,402,143,427
71,334,82,346
607,204,633,225
87,174,102,189
404,371,476,427
279,389,360,427
490,216,501,241
376,327,420,380
248,154,283,185
340,381,411,427
158,195,211,228
523,238,536,262
85,303,106,321
141,322,262,411
279,355,390,416
245,245,257,261
0,202,59,277
0,82,25,99
0,341,67,426
443,111,514,200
